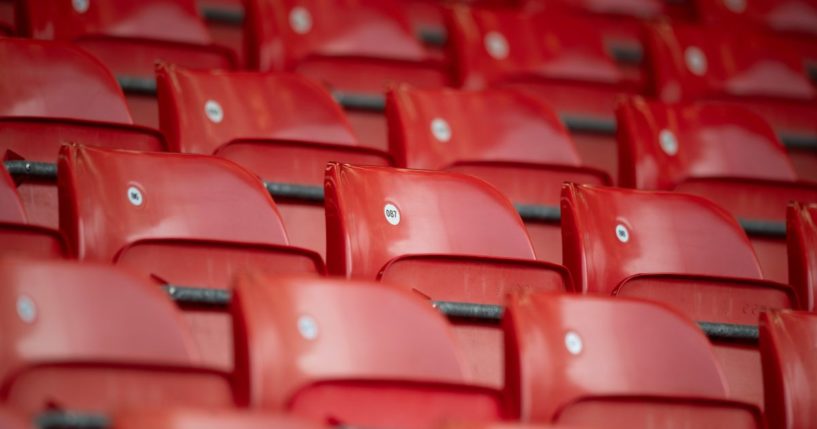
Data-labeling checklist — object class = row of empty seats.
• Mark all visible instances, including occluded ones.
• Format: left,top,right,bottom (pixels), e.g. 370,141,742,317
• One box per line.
1,0,816,428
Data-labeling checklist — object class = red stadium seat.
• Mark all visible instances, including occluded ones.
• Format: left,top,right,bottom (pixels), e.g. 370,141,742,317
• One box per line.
561,183,797,408
0,259,236,415
58,144,325,369
759,310,817,429
616,96,817,283
325,162,569,388
787,202,817,311
504,292,763,427
0,0,13,34
17,0,237,128
694,0,817,36
0,166,67,260
0,408,26,429
156,64,392,258
645,22,817,182
231,273,508,428
114,409,327,429
198,0,246,66
243,0,450,152
446,7,643,181
0,39,166,228
386,86,611,263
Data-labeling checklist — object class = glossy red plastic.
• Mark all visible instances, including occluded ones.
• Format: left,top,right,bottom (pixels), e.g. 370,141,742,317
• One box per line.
561,183,796,407
0,168,67,260
58,145,325,369
504,292,764,427
244,0,449,151
18,0,236,127
0,259,236,414
446,7,640,180
386,86,611,262
231,273,507,428
325,163,568,387
113,409,327,429
759,310,817,429
695,0,817,36
787,202,817,311
0,39,167,228
156,65,392,257
198,0,246,66
616,96,817,283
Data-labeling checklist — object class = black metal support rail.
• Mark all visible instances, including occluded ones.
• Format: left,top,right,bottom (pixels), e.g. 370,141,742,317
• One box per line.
514,203,561,223
433,301,504,322
162,284,231,307
780,133,817,151
37,411,110,429
200,6,245,25
4,160,57,179
116,76,157,95
560,115,618,135
609,45,643,64
738,219,787,238
697,321,759,343
332,91,386,112
418,28,447,47
265,181,325,202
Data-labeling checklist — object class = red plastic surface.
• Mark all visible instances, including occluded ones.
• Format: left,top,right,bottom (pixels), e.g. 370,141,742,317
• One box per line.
787,202,817,311
386,86,612,263
561,183,765,294
57,145,325,369
231,274,506,427
759,310,817,429
616,97,798,189
695,0,817,36
156,65,392,256
0,39,167,227
114,409,327,429
504,292,730,421
647,23,816,103
244,0,449,151
325,163,569,387
0,259,235,414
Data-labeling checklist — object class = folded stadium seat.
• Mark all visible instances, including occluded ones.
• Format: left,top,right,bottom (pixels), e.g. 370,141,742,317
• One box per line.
616,96,817,284
325,162,570,389
243,0,451,152
230,273,510,428
758,310,817,429
561,182,798,409
0,166,68,260
0,259,237,419
0,39,166,229
504,292,764,427
645,22,817,183
17,0,237,128
386,86,612,263
694,0,817,37
113,409,327,429
0,408,26,429
787,202,817,311
198,0,246,66
58,144,326,370
446,6,646,182
156,64,393,259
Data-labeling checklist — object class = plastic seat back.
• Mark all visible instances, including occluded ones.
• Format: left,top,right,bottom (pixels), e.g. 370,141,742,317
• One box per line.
325,162,568,388
787,202,817,311
695,0,817,36
0,38,166,228
0,258,235,414
386,86,611,263
617,96,817,283
504,292,762,427
616,97,798,190
647,23,816,103
561,183,796,408
18,0,236,128
58,145,324,369
231,273,506,428
156,64,392,257
759,310,817,429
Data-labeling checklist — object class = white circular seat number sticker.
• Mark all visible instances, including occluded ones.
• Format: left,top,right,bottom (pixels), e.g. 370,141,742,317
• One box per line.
384,203,400,226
